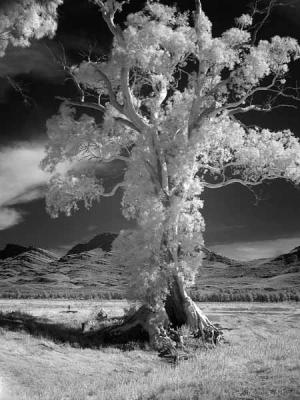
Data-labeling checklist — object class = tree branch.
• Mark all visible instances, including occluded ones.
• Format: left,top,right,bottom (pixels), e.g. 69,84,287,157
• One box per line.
251,0,276,45
94,0,126,46
120,64,149,131
92,2,150,133
217,73,280,114
187,0,208,139
101,182,125,197
228,102,298,115
203,177,279,189
55,96,140,133
91,65,124,114
114,116,141,132
89,63,147,132
55,96,106,112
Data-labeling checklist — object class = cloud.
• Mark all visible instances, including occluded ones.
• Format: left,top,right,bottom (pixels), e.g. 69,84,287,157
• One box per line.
0,143,48,230
0,141,93,230
0,207,23,230
210,236,300,261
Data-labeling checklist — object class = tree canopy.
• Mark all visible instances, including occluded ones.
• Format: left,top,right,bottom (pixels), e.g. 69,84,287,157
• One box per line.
0,0,62,57
42,0,300,306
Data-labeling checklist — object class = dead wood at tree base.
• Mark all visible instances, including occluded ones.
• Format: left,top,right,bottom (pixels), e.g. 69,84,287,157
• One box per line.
94,305,154,345
84,300,223,353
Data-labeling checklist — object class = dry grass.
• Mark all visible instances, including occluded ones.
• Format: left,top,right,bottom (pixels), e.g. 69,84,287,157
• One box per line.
0,301,299,400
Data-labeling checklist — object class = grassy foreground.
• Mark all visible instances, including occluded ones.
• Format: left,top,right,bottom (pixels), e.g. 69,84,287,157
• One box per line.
0,301,299,400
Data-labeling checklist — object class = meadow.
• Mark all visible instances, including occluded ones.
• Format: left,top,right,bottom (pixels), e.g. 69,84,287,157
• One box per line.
0,300,299,400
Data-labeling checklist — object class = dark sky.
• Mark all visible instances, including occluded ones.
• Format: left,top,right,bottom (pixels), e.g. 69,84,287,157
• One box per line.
1,0,300,259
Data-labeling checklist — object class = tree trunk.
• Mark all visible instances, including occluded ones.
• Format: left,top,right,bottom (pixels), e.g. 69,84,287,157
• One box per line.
88,275,220,349
165,274,220,343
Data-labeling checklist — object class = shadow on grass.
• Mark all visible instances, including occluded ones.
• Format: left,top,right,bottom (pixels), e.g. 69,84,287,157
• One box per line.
0,310,142,349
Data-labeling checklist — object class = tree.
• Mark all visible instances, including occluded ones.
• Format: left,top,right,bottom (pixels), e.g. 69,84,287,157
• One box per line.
42,0,300,347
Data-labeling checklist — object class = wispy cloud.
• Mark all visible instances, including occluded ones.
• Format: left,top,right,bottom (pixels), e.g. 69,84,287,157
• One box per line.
211,236,300,261
0,207,23,230
0,143,48,230
0,142,103,231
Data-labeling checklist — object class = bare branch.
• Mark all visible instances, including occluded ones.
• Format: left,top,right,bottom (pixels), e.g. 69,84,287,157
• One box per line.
101,182,125,197
90,3,150,132
55,96,106,112
47,42,87,102
226,80,300,115
203,177,273,189
250,0,297,44
80,146,130,163
228,103,297,115
251,0,276,45
114,116,141,132
219,73,279,113
94,0,126,46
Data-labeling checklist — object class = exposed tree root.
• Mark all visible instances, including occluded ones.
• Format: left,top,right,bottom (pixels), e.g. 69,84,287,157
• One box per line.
165,274,222,345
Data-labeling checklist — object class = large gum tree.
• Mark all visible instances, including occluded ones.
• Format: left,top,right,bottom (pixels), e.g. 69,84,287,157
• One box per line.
42,0,300,347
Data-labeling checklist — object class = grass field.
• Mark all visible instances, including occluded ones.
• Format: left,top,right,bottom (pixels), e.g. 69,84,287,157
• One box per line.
0,300,299,400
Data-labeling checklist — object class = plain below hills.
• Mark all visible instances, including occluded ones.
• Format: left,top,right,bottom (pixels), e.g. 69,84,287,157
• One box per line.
0,233,299,299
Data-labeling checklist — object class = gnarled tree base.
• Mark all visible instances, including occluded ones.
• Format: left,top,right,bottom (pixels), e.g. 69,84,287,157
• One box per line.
85,294,222,351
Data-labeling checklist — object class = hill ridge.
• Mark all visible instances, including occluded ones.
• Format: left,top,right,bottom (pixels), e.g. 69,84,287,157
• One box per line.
0,234,299,297
66,232,118,257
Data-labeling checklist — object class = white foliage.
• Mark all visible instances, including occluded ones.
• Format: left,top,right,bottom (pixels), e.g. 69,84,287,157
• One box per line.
46,173,103,217
235,14,253,28
0,0,62,57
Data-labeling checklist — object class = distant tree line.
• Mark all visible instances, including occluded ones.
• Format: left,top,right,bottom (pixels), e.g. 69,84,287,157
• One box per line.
191,289,300,303
1,289,299,302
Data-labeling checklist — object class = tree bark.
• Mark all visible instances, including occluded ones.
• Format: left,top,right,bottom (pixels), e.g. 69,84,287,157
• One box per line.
165,274,220,343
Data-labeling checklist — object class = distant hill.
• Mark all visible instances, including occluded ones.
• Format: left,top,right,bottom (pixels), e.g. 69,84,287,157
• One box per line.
66,233,118,257
0,245,127,298
0,245,58,264
201,247,238,266
0,244,30,260
0,234,299,298
272,246,300,265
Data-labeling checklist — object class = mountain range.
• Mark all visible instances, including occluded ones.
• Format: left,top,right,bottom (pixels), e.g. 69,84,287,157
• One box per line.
0,233,299,298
